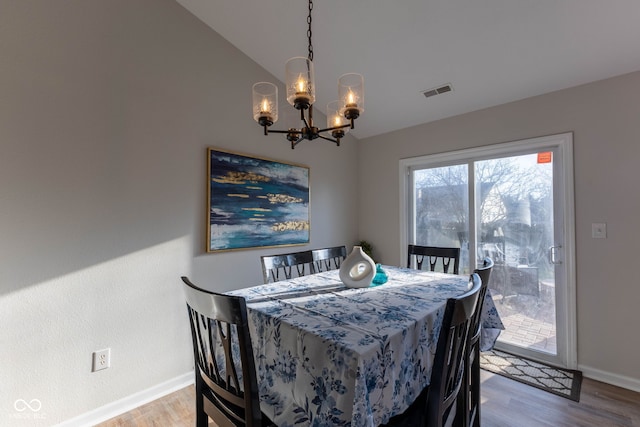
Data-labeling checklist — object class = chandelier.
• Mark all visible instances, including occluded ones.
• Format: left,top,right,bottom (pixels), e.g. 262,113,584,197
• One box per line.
252,0,364,149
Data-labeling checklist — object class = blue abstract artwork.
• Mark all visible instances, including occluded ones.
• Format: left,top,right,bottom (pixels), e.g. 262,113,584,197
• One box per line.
207,148,310,252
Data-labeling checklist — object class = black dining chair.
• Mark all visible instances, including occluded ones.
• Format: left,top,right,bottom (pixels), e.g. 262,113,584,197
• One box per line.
260,250,315,283
463,257,494,427
407,244,461,274
382,273,482,427
181,276,275,427
311,246,347,272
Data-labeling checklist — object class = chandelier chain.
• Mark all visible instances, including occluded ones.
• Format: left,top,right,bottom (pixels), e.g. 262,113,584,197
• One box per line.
307,0,313,61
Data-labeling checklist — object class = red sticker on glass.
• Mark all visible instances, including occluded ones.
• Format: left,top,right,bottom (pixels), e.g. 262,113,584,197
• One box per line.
537,152,552,163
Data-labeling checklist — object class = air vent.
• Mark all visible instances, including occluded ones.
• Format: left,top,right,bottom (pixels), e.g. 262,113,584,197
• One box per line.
422,83,453,99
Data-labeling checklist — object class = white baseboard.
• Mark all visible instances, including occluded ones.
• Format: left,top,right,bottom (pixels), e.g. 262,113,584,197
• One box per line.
579,364,640,393
55,371,194,427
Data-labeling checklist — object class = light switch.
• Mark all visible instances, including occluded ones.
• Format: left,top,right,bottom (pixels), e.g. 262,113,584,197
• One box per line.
592,223,607,239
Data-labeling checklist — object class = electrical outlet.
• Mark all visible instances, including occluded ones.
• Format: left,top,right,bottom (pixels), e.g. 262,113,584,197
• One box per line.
92,348,111,372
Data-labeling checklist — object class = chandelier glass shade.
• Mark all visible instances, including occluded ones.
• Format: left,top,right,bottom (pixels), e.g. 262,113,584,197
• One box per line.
285,57,315,109
252,82,278,126
251,0,363,149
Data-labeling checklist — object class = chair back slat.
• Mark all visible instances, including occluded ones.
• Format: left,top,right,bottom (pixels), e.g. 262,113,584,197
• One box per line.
312,246,347,272
260,250,315,283
200,370,246,419
407,245,461,274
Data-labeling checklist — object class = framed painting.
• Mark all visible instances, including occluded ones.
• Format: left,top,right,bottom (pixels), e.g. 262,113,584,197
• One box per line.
207,148,310,252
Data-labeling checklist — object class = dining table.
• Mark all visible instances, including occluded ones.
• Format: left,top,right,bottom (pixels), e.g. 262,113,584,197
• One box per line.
227,265,504,427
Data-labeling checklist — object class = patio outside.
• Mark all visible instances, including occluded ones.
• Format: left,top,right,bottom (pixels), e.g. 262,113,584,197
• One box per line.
489,275,557,355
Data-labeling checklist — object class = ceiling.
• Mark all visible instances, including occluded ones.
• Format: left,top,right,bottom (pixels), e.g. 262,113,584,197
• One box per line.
175,0,640,139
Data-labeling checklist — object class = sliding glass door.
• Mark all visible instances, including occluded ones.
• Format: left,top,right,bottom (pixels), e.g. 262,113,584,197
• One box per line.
400,133,576,368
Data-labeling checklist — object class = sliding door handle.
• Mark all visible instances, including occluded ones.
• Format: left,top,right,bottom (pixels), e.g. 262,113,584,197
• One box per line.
549,245,562,265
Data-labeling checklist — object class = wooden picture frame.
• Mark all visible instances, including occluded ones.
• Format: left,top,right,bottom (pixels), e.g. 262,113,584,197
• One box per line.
207,148,310,252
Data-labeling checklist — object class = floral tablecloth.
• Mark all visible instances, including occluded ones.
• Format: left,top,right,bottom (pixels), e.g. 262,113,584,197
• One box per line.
228,266,503,427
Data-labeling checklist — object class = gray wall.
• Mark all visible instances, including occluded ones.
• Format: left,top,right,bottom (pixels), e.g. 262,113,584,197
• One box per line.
0,0,358,424
358,71,640,389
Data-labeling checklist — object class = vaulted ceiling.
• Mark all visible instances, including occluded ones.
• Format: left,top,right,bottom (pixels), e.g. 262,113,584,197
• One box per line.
176,0,640,139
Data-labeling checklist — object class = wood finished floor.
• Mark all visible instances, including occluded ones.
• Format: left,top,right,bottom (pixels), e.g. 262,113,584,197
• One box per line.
95,371,640,427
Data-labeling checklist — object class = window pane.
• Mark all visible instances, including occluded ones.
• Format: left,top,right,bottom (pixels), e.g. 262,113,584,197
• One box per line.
412,165,469,273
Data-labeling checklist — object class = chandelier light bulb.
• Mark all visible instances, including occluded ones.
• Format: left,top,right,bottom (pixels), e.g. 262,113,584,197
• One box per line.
261,99,270,115
296,75,307,94
347,91,356,107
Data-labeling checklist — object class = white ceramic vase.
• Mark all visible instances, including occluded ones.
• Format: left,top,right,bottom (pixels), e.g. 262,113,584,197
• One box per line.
339,246,376,288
